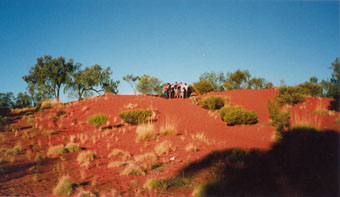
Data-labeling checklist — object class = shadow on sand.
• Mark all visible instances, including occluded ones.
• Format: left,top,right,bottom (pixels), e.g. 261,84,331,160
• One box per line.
178,128,339,196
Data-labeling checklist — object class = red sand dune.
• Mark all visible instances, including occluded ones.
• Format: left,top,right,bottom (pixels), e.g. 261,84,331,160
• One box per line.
1,88,339,195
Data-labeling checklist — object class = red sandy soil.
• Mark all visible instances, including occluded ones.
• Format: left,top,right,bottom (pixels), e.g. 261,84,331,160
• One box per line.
0,88,339,196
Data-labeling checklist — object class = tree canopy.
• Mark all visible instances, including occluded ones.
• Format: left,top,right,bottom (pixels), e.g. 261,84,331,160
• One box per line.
23,56,120,102
23,55,78,102
67,64,120,101
193,80,215,94
123,74,140,94
199,72,225,92
224,69,251,90
136,75,162,95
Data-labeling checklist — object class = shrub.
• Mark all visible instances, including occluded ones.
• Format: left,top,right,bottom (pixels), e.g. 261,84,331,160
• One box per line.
198,96,226,110
108,161,129,168
47,145,68,155
219,106,258,126
53,175,75,195
313,110,329,116
40,99,54,109
155,140,173,155
297,82,322,97
274,131,283,141
134,152,158,170
228,148,248,163
76,189,96,197
120,166,146,176
88,113,107,127
267,100,290,132
276,86,305,106
119,109,152,125
144,179,166,191
144,177,191,191
185,143,198,152
77,151,96,168
291,124,319,131
336,118,340,124
193,80,215,94
12,142,23,154
35,153,45,161
108,149,131,160
65,143,81,152
0,158,6,163
160,118,178,136
191,132,211,145
135,123,156,142
0,116,8,131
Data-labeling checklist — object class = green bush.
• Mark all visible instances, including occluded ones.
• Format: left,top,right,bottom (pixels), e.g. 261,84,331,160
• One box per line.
198,96,226,110
336,118,340,124
0,116,8,131
313,110,329,116
193,80,215,94
267,100,290,132
65,143,81,152
119,109,152,125
297,82,322,97
228,148,248,163
274,131,283,141
53,175,75,195
88,113,107,127
144,177,191,191
276,86,305,106
291,124,319,131
219,106,258,126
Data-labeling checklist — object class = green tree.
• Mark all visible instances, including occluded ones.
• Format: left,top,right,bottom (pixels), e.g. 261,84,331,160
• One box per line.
22,55,78,101
309,76,318,84
193,80,215,94
136,75,162,95
67,64,120,100
123,74,140,94
224,69,251,90
247,77,268,89
297,82,322,97
266,82,274,89
199,72,225,91
320,58,340,98
0,92,15,116
15,92,33,108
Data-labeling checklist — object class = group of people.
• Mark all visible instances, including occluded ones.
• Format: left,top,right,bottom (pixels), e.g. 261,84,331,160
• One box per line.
163,82,190,99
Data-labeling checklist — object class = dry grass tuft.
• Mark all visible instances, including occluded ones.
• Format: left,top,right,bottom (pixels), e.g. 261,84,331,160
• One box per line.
120,165,146,176
135,123,156,142
77,151,96,168
143,179,165,191
47,144,68,155
79,134,88,144
41,99,59,109
155,140,173,155
124,103,138,110
108,161,129,168
53,175,75,195
160,117,178,136
65,143,81,152
185,143,199,152
134,152,158,170
76,188,96,197
191,132,211,145
108,149,131,160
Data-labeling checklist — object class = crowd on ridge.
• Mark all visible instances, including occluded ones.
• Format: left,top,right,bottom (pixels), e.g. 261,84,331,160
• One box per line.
162,82,192,99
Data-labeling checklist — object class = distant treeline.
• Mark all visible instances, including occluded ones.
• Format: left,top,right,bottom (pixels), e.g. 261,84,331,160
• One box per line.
0,56,339,111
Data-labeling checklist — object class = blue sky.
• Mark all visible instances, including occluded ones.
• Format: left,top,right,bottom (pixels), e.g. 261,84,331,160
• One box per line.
0,0,339,101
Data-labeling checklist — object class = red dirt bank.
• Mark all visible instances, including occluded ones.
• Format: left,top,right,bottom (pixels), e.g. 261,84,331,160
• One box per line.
0,88,338,195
